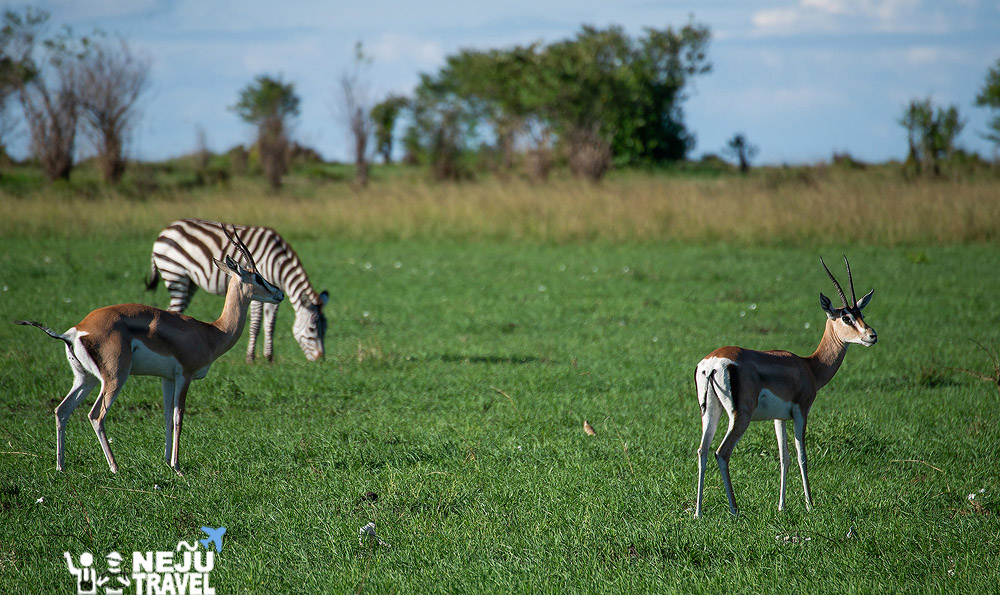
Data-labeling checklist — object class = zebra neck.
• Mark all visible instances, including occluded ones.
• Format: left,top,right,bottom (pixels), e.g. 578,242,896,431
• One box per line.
263,249,315,310
286,284,317,312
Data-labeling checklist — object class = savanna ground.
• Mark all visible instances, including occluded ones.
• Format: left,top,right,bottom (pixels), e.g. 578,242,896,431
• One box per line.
1,164,999,593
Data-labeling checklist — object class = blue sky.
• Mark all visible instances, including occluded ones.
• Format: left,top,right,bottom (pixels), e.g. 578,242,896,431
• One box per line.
18,0,1000,164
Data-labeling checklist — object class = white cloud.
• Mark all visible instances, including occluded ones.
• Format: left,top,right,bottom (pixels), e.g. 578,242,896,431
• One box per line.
751,0,929,35
752,9,802,29
369,33,445,68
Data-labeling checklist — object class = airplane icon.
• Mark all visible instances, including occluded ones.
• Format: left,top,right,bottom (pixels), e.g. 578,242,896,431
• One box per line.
199,527,226,552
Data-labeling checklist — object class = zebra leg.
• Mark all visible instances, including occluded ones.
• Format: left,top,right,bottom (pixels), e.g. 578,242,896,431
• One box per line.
246,301,262,363
164,276,195,313
263,301,279,362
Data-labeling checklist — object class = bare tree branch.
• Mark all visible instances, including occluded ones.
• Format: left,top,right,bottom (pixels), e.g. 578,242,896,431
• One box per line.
76,34,150,184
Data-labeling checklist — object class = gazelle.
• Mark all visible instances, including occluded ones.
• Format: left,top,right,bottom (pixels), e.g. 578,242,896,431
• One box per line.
694,256,877,517
16,225,283,474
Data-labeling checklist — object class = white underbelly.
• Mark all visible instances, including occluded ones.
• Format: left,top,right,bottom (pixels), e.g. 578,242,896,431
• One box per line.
129,340,181,378
751,389,794,421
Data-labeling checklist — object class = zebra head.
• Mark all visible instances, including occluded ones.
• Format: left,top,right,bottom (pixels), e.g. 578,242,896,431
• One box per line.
293,290,329,361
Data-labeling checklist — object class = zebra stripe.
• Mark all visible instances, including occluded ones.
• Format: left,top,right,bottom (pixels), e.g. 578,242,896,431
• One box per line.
147,218,329,362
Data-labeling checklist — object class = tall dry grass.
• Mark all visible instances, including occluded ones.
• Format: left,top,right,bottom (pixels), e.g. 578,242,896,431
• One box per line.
1,169,997,244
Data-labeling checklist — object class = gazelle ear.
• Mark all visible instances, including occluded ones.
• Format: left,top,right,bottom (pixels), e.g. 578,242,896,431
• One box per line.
214,256,241,276
857,289,874,310
820,292,837,318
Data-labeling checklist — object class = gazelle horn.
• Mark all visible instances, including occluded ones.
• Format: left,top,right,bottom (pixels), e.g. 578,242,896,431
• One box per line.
820,256,849,308
842,254,857,306
221,224,257,272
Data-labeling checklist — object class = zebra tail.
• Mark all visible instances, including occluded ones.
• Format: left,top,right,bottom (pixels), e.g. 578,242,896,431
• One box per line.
145,257,160,291
14,320,72,348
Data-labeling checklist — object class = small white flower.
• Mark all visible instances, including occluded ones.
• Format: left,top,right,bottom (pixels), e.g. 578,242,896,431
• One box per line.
2,285,7,291
967,493,976,501
749,303,757,310
364,262,372,270
44,256,52,264
35,497,43,504
154,484,161,490
64,298,71,303
740,311,746,317
804,322,810,329
517,446,522,451
393,261,402,269
652,336,658,343
559,264,566,271
591,266,599,273
362,311,370,318
623,266,629,273
538,285,546,292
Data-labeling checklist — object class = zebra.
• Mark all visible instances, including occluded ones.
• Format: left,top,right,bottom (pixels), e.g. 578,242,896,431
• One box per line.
146,218,329,362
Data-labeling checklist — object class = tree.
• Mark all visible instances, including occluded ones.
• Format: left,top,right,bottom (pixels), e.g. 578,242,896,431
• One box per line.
371,94,408,164
232,75,299,191
899,98,930,172
405,70,479,180
76,34,150,184
19,23,88,182
975,58,1000,152
724,133,759,174
533,23,711,177
407,21,711,181
0,7,46,169
899,98,965,176
336,42,373,187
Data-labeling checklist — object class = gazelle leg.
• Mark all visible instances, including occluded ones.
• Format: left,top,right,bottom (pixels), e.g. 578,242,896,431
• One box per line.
162,378,176,464
792,409,812,510
246,300,262,363
715,414,752,516
262,301,279,363
88,378,127,474
54,369,98,472
169,376,193,473
775,419,789,511
85,339,131,474
696,396,722,518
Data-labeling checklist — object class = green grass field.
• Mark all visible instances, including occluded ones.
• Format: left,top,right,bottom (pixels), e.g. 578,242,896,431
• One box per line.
1,174,999,592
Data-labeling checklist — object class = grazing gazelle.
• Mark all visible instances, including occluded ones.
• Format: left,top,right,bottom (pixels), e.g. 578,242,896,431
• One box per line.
694,256,877,517
16,225,283,474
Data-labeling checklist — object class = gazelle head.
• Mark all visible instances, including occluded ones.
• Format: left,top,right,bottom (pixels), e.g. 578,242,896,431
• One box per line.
820,255,877,347
293,290,329,361
214,225,284,305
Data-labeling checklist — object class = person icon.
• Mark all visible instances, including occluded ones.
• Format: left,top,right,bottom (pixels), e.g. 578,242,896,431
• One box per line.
103,551,130,595
63,552,98,595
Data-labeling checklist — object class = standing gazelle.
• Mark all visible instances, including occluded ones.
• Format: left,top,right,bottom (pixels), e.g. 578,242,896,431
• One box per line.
694,256,877,517
16,225,283,474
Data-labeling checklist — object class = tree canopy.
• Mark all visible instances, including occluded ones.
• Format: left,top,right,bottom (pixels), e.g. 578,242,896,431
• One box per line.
975,58,1000,149
232,75,299,125
404,22,711,179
